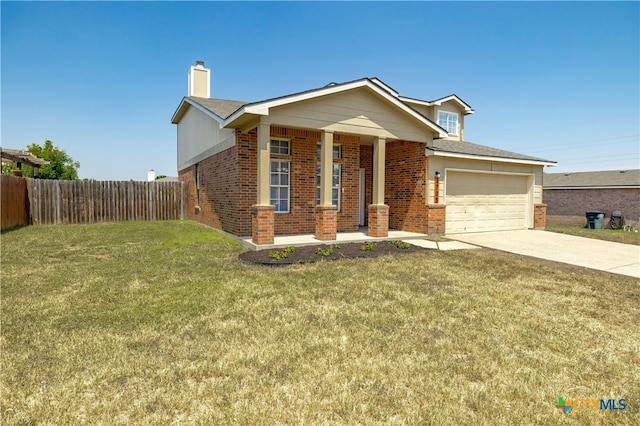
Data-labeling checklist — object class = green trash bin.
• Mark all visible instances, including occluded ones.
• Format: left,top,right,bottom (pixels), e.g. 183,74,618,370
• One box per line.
585,212,605,229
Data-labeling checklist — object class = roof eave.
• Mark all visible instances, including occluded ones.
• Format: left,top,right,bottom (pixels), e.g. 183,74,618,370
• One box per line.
427,150,557,167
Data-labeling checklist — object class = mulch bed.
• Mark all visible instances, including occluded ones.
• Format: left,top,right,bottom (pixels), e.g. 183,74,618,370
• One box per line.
239,240,433,266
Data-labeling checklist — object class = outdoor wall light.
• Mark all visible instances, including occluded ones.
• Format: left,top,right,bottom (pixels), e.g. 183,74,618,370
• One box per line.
435,171,441,178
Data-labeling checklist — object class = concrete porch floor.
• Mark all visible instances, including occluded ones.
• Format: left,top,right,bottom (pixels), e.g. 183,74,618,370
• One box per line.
239,227,478,251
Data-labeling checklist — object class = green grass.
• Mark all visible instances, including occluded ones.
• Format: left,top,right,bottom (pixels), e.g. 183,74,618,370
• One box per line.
546,224,640,245
2,221,639,424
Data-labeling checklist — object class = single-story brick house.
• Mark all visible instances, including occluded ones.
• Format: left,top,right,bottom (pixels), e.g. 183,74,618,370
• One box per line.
172,61,555,246
544,169,640,224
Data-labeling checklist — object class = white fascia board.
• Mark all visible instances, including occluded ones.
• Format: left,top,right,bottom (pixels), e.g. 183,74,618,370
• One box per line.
399,97,431,106
223,79,448,137
369,78,399,97
430,150,557,166
244,105,271,115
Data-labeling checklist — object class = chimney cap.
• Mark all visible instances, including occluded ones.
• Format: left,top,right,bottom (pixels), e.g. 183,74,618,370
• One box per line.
195,60,205,67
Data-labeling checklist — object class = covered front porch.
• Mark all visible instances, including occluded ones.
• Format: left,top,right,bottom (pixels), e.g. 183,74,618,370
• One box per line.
250,122,394,246
241,227,428,251
219,82,449,247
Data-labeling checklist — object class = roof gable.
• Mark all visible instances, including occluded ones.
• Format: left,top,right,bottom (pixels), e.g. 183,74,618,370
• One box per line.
265,86,438,142
223,78,448,138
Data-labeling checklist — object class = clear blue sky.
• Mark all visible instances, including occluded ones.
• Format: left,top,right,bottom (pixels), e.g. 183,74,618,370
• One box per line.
2,1,638,180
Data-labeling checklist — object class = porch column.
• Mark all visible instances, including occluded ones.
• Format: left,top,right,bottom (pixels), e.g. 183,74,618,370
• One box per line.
316,130,337,241
368,136,389,237
252,122,275,245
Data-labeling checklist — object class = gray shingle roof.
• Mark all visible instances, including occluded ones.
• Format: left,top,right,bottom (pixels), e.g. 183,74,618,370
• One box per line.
188,97,248,119
544,169,640,188
432,140,554,163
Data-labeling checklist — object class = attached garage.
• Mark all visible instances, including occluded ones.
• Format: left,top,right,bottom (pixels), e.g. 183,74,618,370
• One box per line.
445,170,532,234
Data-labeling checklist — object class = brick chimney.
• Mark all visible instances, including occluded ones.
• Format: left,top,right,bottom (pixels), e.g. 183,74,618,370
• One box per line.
188,60,210,98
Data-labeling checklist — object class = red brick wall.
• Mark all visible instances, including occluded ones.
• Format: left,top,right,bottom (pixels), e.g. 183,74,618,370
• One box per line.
360,145,373,225
425,204,446,235
182,125,364,237
178,144,249,235
534,203,546,229
544,188,640,220
235,129,257,236
266,127,361,235
385,140,428,233
335,133,360,232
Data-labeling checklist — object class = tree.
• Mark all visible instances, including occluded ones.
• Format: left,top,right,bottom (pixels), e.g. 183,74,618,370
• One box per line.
2,139,80,179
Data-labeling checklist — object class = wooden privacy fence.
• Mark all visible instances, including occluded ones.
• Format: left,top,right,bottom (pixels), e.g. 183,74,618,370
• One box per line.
1,178,185,229
28,179,186,225
1,175,29,230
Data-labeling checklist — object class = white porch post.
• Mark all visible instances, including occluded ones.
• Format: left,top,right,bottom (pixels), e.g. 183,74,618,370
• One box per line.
319,130,334,206
316,130,338,241
372,136,386,204
256,122,271,206
368,136,389,237
252,122,275,245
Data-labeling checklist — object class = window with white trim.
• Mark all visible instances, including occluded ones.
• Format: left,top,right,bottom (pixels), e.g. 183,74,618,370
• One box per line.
270,160,290,213
316,144,342,159
437,111,458,136
270,138,290,155
316,163,341,210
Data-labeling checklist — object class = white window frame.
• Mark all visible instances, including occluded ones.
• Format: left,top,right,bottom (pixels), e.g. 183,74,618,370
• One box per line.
316,143,342,159
437,111,459,136
270,138,290,155
316,163,341,211
270,160,290,213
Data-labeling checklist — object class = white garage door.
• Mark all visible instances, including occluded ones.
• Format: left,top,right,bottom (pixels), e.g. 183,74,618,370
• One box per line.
445,171,530,234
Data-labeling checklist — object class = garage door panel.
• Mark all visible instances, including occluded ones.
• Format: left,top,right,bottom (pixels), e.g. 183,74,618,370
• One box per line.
446,172,530,234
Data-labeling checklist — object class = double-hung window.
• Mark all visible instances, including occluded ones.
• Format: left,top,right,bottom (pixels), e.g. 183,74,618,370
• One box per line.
270,138,290,213
437,111,458,136
316,143,341,209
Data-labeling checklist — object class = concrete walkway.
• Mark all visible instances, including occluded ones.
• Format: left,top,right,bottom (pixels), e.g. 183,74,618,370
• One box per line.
448,230,640,278
239,228,478,251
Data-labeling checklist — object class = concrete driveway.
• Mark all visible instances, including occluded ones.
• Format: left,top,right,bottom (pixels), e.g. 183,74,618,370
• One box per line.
448,230,640,278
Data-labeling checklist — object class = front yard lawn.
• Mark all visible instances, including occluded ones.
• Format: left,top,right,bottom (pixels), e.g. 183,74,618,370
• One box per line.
1,221,638,424
546,224,640,245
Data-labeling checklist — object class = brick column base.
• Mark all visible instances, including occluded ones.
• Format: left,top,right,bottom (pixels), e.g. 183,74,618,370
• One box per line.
534,203,547,229
251,205,275,245
426,204,446,236
368,204,389,238
315,205,338,241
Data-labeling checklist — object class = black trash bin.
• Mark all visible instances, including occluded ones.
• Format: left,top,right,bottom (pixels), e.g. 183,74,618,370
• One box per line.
585,211,605,229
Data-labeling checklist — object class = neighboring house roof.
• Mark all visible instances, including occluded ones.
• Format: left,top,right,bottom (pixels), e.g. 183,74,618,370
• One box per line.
428,140,556,166
172,77,449,138
544,169,640,189
155,176,179,182
0,148,49,167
